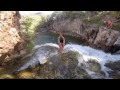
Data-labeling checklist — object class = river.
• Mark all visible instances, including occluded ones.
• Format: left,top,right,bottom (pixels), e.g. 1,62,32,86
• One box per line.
16,31,120,79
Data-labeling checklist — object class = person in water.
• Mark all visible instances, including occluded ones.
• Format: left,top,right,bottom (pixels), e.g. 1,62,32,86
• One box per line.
58,32,65,52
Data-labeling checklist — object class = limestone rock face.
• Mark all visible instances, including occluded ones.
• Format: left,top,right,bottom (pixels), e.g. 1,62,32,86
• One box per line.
0,11,21,54
44,17,120,53
94,27,120,52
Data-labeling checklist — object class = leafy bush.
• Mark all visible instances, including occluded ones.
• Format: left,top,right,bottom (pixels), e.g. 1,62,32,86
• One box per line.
20,15,47,52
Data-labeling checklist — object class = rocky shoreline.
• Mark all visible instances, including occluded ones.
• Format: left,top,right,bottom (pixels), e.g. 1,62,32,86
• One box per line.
40,17,120,53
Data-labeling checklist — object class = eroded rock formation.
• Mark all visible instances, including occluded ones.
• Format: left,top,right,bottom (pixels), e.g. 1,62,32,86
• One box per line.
41,12,120,53
0,11,23,64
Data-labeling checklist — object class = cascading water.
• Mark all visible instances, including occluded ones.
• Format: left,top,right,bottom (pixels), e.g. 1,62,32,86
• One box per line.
17,43,120,79
17,43,59,72
64,44,120,78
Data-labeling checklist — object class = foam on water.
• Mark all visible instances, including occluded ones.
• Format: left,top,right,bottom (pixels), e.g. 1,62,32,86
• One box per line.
17,43,59,71
64,44,120,78
18,43,120,78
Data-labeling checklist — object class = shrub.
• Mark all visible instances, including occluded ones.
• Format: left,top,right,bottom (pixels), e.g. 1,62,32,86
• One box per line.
20,15,47,52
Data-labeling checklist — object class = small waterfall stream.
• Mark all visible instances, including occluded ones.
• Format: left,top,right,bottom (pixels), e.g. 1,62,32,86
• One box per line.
17,43,120,79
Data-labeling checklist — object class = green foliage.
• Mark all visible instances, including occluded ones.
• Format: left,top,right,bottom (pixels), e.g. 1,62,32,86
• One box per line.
112,25,120,31
20,15,47,52
61,11,120,28
37,16,48,28
0,71,4,76
60,11,103,27
21,17,34,32
82,15,104,28
110,11,120,16
20,16,34,39
112,75,120,79
64,11,87,20
38,11,120,33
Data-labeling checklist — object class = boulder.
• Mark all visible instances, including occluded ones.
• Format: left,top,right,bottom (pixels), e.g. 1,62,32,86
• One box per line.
93,28,120,52
0,11,24,65
105,60,120,78
114,36,120,47
0,11,21,54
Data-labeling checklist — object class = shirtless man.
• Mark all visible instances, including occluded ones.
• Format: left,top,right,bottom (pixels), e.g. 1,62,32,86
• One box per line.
58,32,65,52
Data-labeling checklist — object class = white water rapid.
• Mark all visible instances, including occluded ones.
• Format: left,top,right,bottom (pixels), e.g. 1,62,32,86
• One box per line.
17,43,120,79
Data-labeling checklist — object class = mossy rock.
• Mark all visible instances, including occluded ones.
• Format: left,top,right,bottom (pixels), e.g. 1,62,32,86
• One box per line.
111,75,120,79
0,71,5,76
87,59,101,72
0,74,15,79
35,51,91,79
16,70,35,79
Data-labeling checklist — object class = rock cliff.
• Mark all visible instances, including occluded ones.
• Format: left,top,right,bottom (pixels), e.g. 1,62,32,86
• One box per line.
40,11,120,53
0,11,23,64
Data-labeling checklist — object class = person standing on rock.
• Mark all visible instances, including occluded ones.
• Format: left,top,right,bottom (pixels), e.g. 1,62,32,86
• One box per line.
103,15,113,30
58,32,65,52
105,20,112,30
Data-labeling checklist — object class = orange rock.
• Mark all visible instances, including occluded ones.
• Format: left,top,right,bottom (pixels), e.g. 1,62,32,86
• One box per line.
0,11,22,54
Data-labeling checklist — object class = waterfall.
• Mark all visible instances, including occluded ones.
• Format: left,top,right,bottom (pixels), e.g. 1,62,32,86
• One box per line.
17,43,120,78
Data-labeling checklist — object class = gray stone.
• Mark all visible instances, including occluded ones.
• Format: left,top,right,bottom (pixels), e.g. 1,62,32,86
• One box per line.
114,36,120,46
